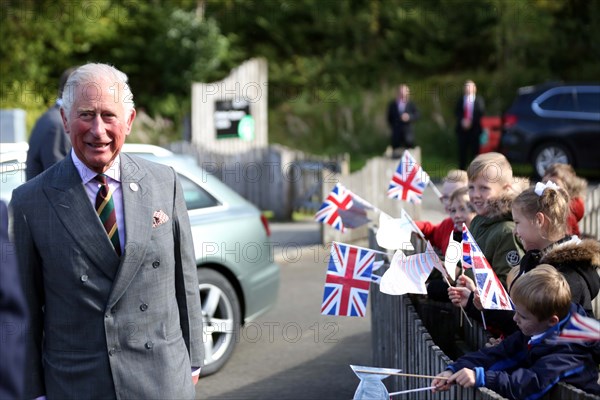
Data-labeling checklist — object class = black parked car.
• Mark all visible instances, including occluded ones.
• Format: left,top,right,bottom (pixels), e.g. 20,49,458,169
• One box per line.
500,82,600,177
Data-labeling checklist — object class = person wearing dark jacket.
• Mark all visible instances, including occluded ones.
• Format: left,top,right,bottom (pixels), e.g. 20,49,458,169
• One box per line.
455,80,485,170
433,265,600,400
387,84,420,156
25,66,77,180
465,153,527,288
0,200,27,399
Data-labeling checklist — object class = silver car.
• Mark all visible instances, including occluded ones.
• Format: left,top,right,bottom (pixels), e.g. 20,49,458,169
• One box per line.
0,143,280,375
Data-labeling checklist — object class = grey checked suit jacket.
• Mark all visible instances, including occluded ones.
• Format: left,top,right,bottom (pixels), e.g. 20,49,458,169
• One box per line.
10,153,204,399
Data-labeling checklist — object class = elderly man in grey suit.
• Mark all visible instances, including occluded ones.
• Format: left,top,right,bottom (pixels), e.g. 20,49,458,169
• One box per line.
10,63,204,399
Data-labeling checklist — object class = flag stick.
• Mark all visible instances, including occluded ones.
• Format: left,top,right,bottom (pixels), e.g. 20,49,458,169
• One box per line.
428,180,443,199
459,268,465,327
443,274,472,328
481,310,487,330
401,208,426,240
459,304,472,328
389,386,435,397
354,370,449,380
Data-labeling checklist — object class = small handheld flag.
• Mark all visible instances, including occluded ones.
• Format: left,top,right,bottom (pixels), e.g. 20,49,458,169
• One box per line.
321,242,376,317
444,231,460,281
315,183,373,232
552,312,600,343
351,365,400,400
462,224,513,311
387,150,430,204
380,244,442,296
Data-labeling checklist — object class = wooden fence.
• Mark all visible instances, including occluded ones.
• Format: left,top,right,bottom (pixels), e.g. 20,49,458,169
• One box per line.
369,230,600,400
320,149,426,246
170,141,347,220
582,184,600,241
582,184,600,317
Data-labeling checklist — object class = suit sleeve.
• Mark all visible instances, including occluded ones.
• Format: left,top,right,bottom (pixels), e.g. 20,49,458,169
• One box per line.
39,122,69,171
171,168,204,367
387,101,395,127
0,201,28,399
9,192,46,398
408,102,420,121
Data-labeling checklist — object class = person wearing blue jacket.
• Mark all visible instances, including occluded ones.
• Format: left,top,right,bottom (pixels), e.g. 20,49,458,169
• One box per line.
432,265,600,400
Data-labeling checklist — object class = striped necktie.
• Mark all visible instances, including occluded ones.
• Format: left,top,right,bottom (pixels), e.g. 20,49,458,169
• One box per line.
95,174,121,255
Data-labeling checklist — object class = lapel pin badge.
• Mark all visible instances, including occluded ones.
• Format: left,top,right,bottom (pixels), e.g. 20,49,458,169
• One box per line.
129,182,139,192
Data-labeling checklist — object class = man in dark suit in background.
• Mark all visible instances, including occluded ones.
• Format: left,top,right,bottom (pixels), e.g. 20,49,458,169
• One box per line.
11,63,204,399
0,200,27,399
25,66,77,180
387,83,420,157
455,80,485,170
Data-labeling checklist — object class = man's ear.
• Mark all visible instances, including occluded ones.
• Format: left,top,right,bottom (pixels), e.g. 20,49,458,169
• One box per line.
125,108,136,135
60,108,69,133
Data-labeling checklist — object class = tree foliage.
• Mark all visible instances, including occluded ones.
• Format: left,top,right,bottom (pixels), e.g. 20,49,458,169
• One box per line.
1,0,598,156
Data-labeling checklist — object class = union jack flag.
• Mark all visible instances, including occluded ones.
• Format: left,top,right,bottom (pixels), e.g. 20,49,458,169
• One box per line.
321,242,376,317
463,224,513,311
387,150,430,204
552,312,600,343
462,223,474,269
315,183,372,232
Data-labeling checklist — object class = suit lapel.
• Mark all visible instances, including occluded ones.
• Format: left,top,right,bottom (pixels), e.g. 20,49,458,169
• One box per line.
107,154,153,307
45,156,121,280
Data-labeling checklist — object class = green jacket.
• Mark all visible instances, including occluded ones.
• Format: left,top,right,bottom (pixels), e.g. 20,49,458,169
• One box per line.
466,196,525,288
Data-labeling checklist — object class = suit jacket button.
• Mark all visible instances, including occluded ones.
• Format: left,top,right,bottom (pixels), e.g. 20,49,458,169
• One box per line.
152,261,160,268
140,303,148,311
80,274,88,282
145,341,153,350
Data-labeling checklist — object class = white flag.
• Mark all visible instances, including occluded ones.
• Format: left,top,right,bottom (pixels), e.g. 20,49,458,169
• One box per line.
444,231,461,281
376,211,419,251
380,250,428,295
351,365,401,400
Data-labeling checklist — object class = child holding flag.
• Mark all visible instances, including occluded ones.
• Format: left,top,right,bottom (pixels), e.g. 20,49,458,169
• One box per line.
415,169,468,254
450,181,600,337
426,186,476,302
433,265,600,399
463,152,526,288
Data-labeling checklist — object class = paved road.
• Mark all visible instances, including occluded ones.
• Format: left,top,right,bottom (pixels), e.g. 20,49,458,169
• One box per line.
195,186,446,399
195,221,372,399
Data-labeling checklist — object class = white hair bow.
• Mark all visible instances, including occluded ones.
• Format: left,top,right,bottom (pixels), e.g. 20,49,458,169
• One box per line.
534,180,559,196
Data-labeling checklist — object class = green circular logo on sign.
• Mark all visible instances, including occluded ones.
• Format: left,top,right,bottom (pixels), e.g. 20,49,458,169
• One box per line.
238,115,255,141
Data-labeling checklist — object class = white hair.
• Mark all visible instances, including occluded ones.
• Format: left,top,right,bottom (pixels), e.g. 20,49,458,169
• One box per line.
60,63,135,118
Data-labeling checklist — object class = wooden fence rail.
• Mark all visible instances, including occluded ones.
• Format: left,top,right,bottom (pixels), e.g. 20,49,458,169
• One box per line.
170,141,347,220
582,184,600,241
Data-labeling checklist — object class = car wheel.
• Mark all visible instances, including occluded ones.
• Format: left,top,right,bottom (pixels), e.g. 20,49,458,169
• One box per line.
197,268,241,376
532,142,572,178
